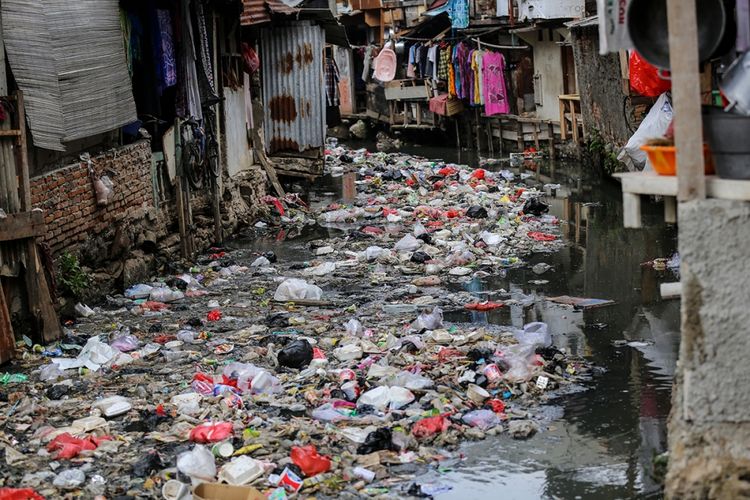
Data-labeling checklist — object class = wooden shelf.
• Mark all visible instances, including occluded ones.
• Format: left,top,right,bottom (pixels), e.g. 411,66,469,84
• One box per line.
614,172,750,227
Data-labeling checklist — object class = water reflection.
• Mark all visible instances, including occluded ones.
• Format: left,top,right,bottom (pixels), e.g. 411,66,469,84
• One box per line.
422,158,679,499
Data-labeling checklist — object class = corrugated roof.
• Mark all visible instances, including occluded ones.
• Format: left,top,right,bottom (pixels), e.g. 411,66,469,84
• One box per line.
241,0,271,25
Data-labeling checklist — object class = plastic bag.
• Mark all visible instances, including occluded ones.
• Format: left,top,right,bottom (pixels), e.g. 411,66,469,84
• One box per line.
0,488,45,500
149,288,184,303
274,279,323,302
357,428,395,455
345,318,363,336
498,344,540,383
462,409,502,430
618,92,673,171
412,307,443,331
125,284,153,299
110,334,140,352
93,175,114,206
394,234,422,252
629,52,671,97
515,322,552,348
277,339,313,369
466,205,488,218
241,42,260,74
290,445,331,477
412,415,450,439
357,386,414,410
177,445,216,483
189,422,234,443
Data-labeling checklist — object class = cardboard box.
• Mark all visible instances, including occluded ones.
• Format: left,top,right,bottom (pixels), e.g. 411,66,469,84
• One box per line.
193,483,266,500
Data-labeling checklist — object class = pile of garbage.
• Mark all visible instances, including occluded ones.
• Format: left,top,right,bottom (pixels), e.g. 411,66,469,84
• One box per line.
2,147,592,499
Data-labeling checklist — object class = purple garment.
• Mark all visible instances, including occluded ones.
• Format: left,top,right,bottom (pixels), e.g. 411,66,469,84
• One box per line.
455,43,471,100
483,51,509,116
157,10,177,88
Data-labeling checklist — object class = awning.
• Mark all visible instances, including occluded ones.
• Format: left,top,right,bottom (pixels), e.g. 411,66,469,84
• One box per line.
2,0,137,151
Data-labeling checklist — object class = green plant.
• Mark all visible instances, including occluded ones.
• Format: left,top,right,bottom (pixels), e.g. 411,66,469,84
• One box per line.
57,252,90,299
586,129,622,176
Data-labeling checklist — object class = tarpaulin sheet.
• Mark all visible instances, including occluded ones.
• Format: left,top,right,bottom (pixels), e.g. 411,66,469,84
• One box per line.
2,0,137,151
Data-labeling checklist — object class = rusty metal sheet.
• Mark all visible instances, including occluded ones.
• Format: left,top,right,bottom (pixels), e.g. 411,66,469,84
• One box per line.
261,22,325,155
240,0,271,25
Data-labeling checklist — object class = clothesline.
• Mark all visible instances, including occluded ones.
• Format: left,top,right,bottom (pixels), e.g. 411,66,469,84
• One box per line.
473,38,531,50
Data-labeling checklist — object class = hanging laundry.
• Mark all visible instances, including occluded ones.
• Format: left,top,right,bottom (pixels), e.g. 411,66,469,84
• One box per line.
472,50,484,106
325,57,340,107
483,51,510,115
156,10,177,88
407,44,417,78
438,45,451,81
448,0,469,29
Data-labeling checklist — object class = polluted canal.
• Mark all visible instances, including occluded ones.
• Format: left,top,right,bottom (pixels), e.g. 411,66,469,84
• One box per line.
5,144,679,499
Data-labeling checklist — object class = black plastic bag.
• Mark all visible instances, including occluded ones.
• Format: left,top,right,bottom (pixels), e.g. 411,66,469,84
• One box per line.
357,427,396,455
523,197,549,216
277,339,314,369
466,205,488,219
411,251,432,264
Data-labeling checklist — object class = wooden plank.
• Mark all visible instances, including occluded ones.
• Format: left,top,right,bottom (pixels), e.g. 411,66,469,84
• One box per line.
0,130,20,137
25,242,61,343
0,211,45,242
253,128,285,198
667,0,705,201
623,192,642,228
385,84,429,101
16,91,30,211
0,284,15,364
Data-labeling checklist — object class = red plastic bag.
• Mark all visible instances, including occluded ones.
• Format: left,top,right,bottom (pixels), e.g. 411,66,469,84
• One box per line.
47,433,112,459
0,488,45,500
488,399,506,414
290,445,332,477
630,52,671,97
527,231,557,242
470,169,486,180
412,415,450,439
242,43,260,74
189,422,234,443
207,310,222,322
464,302,504,311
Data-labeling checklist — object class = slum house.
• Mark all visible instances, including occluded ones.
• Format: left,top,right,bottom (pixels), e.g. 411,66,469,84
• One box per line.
0,0,281,352
240,0,350,178
342,0,592,156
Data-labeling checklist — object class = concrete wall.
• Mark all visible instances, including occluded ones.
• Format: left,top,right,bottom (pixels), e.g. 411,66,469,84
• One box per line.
667,199,750,498
570,25,631,146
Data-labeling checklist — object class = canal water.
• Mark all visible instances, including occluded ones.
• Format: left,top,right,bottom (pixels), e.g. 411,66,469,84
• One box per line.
233,145,680,499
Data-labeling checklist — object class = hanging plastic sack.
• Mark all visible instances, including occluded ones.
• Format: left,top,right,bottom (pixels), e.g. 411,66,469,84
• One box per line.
629,52,671,97
618,92,673,171
241,42,260,74
93,176,114,207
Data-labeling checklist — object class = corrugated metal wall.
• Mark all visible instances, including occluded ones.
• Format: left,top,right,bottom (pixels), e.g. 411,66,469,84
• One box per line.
261,22,325,154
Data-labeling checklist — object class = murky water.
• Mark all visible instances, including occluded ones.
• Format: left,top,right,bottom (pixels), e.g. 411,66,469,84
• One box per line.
232,146,680,499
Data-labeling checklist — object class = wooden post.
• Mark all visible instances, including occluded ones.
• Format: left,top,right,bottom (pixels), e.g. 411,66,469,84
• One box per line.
547,121,556,161
667,0,705,201
212,10,223,244
516,120,524,151
0,286,15,364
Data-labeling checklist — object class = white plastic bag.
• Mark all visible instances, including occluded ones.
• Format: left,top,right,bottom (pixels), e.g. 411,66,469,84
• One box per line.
412,307,444,331
618,92,673,171
273,278,323,301
177,445,216,485
394,234,422,252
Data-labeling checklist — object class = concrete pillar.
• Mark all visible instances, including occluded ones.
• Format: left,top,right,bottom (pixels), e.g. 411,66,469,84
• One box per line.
667,199,750,498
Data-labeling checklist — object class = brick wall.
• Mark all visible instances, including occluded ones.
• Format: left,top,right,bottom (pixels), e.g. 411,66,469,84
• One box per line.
30,140,154,255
